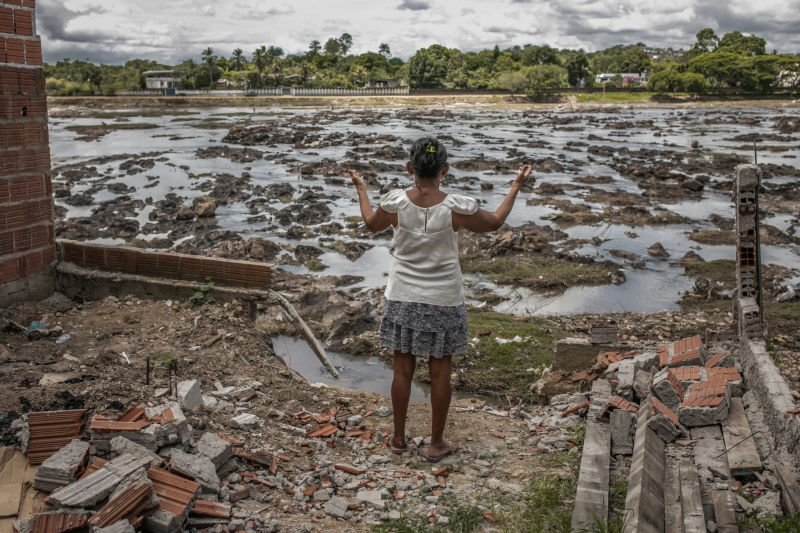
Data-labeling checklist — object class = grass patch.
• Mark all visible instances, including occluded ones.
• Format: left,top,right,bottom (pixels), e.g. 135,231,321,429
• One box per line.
500,473,578,532
374,501,484,533
738,513,800,532
573,91,659,103
86,110,199,119
461,256,618,289
683,259,737,286
304,257,326,272
449,307,565,397
65,122,159,131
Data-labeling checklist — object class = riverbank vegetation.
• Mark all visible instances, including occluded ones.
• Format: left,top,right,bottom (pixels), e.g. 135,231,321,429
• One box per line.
44,28,798,99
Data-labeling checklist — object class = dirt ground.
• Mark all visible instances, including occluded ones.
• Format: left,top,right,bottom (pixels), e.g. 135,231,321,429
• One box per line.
0,294,590,532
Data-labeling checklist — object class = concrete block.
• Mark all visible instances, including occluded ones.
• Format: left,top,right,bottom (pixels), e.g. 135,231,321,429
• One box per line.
324,496,349,519
679,459,707,533
48,454,152,507
169,449,219,493
229,413,260,430
553,338,604,373
355,489,385,510
571,419,612,530
679,396,729,427
34,439,90,492
196,433,233,470
633,369,653,401
610,409,635,455
652,369,683,412
229,387,256,402
647,414,682,443
143,509,182,533
142,402,191,449
109,436,161,467
615,360,635,400
624,399,666,533
93,519,136,533
633,351,659,373
177,379,202,411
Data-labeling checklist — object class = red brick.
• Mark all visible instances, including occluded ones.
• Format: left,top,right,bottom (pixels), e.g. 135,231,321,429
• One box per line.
24,249,43,275
2,1,23,7
5,37,25,63
16,147,50,172
707,367,740,381
705,353,724,369
0,257,18,283
0,151,18,175
24,39,41,65
12,9,32,35
665,369,686,397
0,179,8,202
0,7,13,33
658,347,669,368
41,245,55,266
649,396,682,429
9,175,27,201
0,230,12,256
22,0,35,8
670,366,701,382
29,224,47,247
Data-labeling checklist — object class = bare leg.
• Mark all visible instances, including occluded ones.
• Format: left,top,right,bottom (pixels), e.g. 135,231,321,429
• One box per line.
427,355,457,457
391,350,415,449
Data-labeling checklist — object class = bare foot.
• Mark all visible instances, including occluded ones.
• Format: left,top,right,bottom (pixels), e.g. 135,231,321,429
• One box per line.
389,434,406,453
425,440,459,462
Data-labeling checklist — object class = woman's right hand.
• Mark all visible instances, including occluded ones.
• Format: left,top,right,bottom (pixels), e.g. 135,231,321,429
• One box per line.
513,165,532,190
347,169,367,193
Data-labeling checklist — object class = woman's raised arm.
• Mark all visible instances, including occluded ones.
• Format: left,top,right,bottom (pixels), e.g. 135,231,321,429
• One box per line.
348,170,396,233
453,164,531,233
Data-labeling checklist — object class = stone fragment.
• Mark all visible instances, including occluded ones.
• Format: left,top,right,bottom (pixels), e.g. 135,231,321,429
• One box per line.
169,449,219,493
647,242,669,258
175,206,195,221
177,379,202,412
193,196,217,217
196,433,233,470
647,396,683,443
230,387,256,402
48,454,152,507
109,436,162,467
615,360,635,400
679,395,729,427
652,368,684,412
229,413,260,430
610,409,635,455
356,489,385,510
324,496,349,519
93,519,136,533
554,338,606,373
34,439,90,492
633,369,653,401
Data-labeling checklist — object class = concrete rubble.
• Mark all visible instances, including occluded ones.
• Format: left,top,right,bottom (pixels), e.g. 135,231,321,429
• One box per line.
33,439,90,492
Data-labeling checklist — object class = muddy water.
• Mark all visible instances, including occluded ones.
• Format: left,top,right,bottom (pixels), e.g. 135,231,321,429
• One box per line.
49,105,800,316
272,335,487,402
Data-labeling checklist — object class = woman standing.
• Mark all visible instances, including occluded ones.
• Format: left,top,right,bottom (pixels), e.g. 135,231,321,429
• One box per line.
349,136,531,462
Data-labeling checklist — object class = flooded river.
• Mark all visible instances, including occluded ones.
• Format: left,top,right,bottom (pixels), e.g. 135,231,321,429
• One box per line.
49,104,800,316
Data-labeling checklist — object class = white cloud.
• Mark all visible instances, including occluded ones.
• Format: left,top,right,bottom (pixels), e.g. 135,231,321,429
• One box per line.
36,0,800,65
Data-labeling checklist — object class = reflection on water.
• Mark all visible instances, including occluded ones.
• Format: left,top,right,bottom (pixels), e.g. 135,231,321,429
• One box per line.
271,335,483,402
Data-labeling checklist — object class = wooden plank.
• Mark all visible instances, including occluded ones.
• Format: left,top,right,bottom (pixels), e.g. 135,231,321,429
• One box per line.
679,459,706,533
0,448,26,517
711,489,739,533
570,419,611,531
721,398,762,477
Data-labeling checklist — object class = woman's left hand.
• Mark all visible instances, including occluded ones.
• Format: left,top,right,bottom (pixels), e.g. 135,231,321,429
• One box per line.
348,170,367,192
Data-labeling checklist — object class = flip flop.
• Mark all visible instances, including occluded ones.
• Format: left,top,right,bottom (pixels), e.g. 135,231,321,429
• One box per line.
388,435,407,455
422,442,459,463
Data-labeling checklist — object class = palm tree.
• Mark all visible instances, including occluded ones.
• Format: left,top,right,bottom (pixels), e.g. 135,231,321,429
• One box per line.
252,46,267,88
379,43,391,57
231,48,245,71
201,47,216,88
308,40,321,55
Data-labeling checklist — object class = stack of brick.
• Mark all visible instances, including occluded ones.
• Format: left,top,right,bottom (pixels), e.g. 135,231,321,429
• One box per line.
733,164,763,339
0,0,56,306
90,402,191,452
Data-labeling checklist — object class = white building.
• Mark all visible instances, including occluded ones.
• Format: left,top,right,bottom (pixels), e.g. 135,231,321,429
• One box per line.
595,72,648,87
144,70,182,90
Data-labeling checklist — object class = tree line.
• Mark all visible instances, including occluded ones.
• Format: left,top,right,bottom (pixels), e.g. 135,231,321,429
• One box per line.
43,29,799,97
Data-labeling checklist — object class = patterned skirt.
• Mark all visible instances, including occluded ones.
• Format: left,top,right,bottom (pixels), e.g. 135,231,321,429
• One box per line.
379,300,469,359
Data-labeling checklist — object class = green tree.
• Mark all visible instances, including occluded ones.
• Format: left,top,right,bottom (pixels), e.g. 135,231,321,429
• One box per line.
231,48,245,71
718,31,767,56
308,40,321,55
692,28,719,54
252,46,267,88
680,72,708,94
526,64,568,98
323,38,342,56
379,43,391,57
201,47,216,88
565,51,589,86
408,45,461,88
497,70,528,95
338,33,353,55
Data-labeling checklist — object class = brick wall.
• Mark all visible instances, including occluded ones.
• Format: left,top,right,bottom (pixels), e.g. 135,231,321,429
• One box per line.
0,0,56,304
58,241,271,290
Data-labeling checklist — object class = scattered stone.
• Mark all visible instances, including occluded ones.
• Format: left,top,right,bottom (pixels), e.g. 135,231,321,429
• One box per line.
647,242,669,258
169,449,220,493
93,519,136,533
652,369,684,412
48,454,152,507
610,409,635,455
356,490,385,510
324,496,349,519
109,436,162,466
193,196,217,217
196,433,234,470
229,413,260,430
175,206,195,221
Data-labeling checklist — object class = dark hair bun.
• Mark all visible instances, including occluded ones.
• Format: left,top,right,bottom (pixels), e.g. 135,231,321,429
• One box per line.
410,136,448,179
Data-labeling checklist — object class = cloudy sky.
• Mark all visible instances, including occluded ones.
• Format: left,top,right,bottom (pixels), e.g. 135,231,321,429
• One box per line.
38,0,800,65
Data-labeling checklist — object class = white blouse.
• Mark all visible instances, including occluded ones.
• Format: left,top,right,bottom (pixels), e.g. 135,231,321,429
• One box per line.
379,189,479,307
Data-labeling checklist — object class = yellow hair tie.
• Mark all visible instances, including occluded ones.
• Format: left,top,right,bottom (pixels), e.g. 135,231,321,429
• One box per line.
427,145,436,153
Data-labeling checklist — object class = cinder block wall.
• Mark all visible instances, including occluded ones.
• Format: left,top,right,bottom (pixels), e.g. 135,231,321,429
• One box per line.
0,0,56,306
